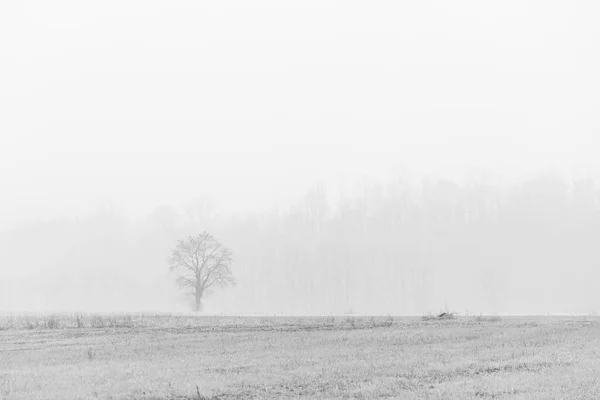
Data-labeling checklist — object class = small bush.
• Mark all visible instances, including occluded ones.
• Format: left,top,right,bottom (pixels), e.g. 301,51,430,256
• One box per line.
421,313,436,321
345,316,357,328
382,315,394,327
422,311,456,321
46,316,60,329
437,312,455,320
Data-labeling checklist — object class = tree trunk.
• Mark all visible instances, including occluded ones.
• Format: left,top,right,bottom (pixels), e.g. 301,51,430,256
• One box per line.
194,287,203,312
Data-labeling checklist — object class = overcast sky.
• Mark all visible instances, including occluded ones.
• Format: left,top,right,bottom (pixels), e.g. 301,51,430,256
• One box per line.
1,1,599,226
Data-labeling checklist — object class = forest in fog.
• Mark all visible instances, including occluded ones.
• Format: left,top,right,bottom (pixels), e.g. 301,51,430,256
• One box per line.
2,2,599,317
1,169,600,316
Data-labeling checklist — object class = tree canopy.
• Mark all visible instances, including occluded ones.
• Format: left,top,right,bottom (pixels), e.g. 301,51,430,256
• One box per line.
168,231,235,311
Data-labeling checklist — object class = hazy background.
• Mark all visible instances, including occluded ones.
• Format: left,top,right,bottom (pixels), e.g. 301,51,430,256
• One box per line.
1,1,599,315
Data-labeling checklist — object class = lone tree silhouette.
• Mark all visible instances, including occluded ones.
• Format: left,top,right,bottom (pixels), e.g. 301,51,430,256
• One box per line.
168,231,235,311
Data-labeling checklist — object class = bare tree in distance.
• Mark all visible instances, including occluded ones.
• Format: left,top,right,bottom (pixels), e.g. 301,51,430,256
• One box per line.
168,231,235,311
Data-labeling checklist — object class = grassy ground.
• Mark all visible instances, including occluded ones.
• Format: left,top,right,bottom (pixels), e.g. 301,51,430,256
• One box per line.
1,314,599,399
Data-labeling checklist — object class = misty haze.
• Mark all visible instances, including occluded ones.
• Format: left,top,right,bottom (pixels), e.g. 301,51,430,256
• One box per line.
2,171,600,316
2,1,600,399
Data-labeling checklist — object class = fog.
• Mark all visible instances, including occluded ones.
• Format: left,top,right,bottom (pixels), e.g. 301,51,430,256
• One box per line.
1,1,600,315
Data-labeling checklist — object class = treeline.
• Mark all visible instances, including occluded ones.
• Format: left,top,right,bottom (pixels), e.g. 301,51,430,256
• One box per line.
2,170,600,315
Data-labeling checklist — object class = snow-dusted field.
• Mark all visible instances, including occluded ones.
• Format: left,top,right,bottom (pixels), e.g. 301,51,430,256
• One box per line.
0,315,597,399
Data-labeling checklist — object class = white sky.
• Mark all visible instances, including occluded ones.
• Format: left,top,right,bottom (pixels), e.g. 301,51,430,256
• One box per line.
1,1,599,226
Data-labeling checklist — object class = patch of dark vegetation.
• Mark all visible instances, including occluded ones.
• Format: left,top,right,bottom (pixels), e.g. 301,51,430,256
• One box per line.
475,315,502,323
166,319,399,335
400,360,565,386
144,385,227,400
474,389,521,398
203,365,252,374
45,315,61,329
150,375,371,399
470,361,557,375
344,316,357,328
422,311,457,321
216,378,364,399
437,312,455,319
0,313,137,331
89,314,135,329
0,314,400,332
382,315,394,327
144,395,223,400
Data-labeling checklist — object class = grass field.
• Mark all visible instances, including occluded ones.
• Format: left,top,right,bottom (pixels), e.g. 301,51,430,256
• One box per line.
1,314,599,399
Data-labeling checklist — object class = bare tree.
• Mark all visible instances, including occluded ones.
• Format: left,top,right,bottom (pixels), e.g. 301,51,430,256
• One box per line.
168,231,235,311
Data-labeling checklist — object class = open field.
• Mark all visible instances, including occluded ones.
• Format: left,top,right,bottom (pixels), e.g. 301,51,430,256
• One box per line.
1,314,599,399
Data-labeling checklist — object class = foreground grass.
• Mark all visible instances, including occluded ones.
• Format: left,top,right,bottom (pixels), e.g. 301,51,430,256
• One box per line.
1,315,599,399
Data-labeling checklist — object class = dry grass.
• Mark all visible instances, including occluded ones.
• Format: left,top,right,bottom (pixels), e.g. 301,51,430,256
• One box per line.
1,314,599,399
